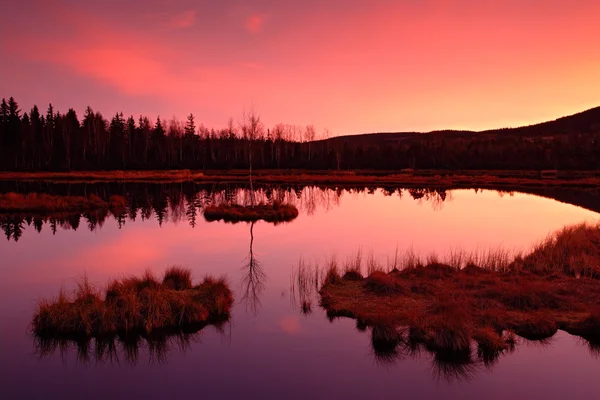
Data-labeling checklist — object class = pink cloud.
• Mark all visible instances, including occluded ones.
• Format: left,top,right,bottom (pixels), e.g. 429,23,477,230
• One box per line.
165,10,197,29
245,14,265,34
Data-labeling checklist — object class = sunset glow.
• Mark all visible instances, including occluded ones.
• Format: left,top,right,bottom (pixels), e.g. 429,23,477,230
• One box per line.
2,0,599,134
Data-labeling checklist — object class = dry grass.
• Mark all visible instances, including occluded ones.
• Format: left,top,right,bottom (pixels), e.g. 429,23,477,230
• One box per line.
319,222,600,360
516,222,600,278
162,266,192,290
203,202,298,224
0,192,126,213
32,267,232,339
0,170,205,183
3,169,600,188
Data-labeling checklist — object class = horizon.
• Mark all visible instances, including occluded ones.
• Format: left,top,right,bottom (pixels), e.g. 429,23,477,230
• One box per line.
2,1,600,136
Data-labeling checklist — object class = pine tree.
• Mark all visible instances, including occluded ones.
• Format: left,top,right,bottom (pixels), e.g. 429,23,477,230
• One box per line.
185,113,196,136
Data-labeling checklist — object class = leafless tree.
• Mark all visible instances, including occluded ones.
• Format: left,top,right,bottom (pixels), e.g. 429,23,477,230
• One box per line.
239,108,264,206
241,221,266,315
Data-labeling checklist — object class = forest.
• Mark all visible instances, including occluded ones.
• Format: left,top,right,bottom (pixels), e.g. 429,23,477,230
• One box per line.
2,96,600,172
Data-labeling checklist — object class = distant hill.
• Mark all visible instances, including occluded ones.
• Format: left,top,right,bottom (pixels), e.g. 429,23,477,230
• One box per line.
323,106,600,145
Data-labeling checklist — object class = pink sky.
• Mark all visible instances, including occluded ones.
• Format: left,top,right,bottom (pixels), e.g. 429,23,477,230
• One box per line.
2,0,600,135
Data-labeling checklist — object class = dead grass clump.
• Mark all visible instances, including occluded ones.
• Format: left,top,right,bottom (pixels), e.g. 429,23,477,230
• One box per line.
342,271,363,281
323,264,342,285
194,276,234,318
400,263,457,280
565,310,600,341
512,316,558,341
473,327,507,354
32,268,232,339
203,202,298,224
365,271,405,295
163,266,192,290
370,324,403,363
520,222,600,278
422,298,472,354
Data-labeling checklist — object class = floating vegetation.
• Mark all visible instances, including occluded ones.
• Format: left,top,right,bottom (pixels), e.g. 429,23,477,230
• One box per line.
203,202,298,224
32,267,233,340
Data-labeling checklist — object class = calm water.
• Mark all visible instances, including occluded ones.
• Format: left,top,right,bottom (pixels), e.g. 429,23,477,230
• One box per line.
1,185,600,399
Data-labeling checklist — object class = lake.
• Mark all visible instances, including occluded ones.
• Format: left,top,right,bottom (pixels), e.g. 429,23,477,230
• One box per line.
1,183,600,399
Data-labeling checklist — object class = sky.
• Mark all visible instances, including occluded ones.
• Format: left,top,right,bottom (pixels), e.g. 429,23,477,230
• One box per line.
1,0,600,136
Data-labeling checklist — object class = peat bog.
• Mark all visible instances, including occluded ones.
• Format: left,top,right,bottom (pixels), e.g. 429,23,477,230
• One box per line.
318,222,600,371
32,267,233,360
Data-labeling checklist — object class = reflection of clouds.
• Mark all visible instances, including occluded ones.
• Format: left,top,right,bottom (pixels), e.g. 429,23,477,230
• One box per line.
279,315,302,335
79,235,163,269
51,219,248,277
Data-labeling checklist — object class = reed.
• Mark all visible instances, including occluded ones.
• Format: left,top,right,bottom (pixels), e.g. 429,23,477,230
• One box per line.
32,267,232,339
319,221,600,356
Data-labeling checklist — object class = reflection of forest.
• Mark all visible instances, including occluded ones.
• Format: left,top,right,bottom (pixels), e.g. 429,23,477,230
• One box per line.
1,182,599,241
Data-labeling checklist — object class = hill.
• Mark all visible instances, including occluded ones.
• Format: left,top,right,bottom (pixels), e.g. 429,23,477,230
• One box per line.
323,106,600,146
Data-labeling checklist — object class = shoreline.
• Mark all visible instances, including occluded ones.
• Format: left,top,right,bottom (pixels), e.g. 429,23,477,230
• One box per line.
2,169,600,188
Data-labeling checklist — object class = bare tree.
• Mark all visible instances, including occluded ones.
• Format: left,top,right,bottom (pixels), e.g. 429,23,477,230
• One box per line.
239,108,264,206
241,221,266,315
305,125,316,162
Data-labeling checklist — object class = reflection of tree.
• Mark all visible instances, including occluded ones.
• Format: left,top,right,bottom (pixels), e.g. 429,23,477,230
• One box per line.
240,221,266,315
407,188,452,211
1,216,24,241
290,259,321,315
1,182,557,241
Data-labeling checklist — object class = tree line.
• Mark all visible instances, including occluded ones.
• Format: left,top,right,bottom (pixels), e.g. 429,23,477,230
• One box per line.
2,96,600,171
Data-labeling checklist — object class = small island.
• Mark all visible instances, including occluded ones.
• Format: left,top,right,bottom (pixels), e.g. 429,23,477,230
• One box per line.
203,201,299,224
32,267,233,339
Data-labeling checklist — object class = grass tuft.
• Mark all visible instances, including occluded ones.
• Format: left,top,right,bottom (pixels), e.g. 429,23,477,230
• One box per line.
163,266,193,291
32,268,232,339
203,202,298,224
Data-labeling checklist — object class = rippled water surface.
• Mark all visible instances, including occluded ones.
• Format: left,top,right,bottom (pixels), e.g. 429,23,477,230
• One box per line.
1,184,600,399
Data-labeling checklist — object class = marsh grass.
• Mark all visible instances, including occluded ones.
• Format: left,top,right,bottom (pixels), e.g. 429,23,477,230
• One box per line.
203,202,298,224
318,221,600,371
0,192,127,213
517,222,600,278
32,268,232,340
290,259,322,314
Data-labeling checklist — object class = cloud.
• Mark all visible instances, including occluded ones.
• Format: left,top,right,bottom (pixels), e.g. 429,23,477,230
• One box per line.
165,10,196,29
245,14,265,34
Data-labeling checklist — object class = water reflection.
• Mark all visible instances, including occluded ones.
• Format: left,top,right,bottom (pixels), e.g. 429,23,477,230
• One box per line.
332,319,524,383
33,322,229,366
3,182,600,242
240,222,266,315
0,184,452,241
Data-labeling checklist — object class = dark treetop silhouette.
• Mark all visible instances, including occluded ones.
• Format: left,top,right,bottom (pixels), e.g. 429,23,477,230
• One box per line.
2,96,600,172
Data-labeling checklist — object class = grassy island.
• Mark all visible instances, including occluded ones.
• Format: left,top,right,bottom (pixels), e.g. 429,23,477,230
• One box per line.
203,202,299,224
319,222,600,362
32,267,233,339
